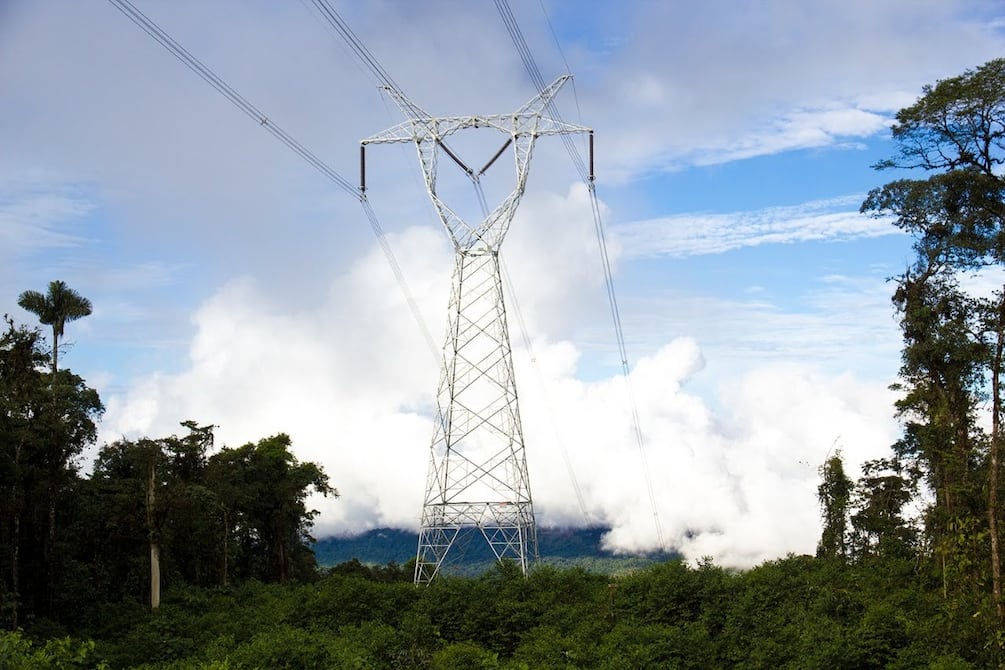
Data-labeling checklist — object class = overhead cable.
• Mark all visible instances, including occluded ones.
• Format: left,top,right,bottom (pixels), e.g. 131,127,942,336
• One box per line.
494,0,589,184
494,0,667,552
501,256,592,523
107,0,357,197
309,0,428,120
105,0,439,360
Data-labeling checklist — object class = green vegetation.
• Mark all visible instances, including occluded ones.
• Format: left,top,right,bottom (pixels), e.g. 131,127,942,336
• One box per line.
0,282,336,656
861,56,1005,633
3,58,1005,666
0,558,981,669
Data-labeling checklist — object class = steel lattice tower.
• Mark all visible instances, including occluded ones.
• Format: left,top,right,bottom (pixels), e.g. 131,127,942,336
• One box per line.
362,76,589,583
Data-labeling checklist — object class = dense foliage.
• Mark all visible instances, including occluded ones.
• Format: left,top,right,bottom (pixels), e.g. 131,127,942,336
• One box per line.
6,58,1005,667
0,301,334,650
0,557,986,669
0,317,104,628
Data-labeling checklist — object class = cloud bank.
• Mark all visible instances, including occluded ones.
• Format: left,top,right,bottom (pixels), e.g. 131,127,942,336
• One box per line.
97,223,901,569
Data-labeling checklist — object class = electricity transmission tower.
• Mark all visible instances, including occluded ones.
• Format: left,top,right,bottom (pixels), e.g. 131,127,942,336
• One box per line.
362,76,590,583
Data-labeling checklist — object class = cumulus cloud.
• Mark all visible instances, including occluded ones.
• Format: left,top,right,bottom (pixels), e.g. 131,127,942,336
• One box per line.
517,338,899,567
98,226,901,569
99,225,450,529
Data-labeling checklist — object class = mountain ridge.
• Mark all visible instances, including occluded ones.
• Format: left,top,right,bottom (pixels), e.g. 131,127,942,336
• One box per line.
314,526,677,571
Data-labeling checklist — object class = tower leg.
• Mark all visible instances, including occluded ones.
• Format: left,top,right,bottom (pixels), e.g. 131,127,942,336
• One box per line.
414,250,537,584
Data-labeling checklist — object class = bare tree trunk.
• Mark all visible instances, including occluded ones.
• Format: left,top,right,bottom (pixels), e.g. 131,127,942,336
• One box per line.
150,543,160,610
50,327,58,379
9,441,21,630
147,456,160,610
10,514,18,630
989,296,1005,625
221,509,229,587
278,527,288,584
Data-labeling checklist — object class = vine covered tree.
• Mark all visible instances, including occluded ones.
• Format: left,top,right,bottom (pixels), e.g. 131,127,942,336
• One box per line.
816,452,853,559
93,423,217,609
849,458,918,560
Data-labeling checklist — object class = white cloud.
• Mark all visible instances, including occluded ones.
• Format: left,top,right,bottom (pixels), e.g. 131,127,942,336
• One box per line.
959,266,1005,300
97,228,902,569
524,341,899,567
684,107,891,166
98,225,450,529
613,196,902,258
504,183,615,338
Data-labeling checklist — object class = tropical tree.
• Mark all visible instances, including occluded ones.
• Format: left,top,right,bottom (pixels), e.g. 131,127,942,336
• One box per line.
15,282,98,617
0,318,47,627
92,423,218,609
0,317,102,625
983,291,1005,621
205,434,336,583
86,428,335,611
17,280,92,377
862,57,1005,621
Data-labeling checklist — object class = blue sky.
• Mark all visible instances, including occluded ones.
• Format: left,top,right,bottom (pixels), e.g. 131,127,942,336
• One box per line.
2,0,1004,566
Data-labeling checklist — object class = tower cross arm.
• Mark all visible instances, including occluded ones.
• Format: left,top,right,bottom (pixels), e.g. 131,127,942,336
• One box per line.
364,114,590,145
521,117,591,137
362,120,420,145
455,113,590,138
363,116,494,145
364,75,588,145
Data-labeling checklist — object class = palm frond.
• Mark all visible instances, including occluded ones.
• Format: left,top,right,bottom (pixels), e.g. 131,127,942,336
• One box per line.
17,290,54,325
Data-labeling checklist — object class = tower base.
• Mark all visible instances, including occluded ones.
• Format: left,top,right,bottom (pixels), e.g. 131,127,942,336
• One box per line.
414,502,537,583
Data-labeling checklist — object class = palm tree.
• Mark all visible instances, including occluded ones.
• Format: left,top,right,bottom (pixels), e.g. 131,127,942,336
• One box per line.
16,281,92,610
17,280,92,376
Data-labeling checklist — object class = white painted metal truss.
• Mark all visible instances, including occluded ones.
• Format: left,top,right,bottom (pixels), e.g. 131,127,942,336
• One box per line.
363,76,590,584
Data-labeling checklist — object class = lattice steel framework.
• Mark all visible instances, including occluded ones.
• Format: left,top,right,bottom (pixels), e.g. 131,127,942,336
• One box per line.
362,76,589,583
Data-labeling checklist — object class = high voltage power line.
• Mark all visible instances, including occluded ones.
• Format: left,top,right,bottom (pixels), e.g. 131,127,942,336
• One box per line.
108,0,355,195
493,0,667,552
105,0,666,555
105,0,439,360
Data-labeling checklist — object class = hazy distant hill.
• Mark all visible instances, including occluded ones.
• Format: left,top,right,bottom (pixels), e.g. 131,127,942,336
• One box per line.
314,527,676,573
